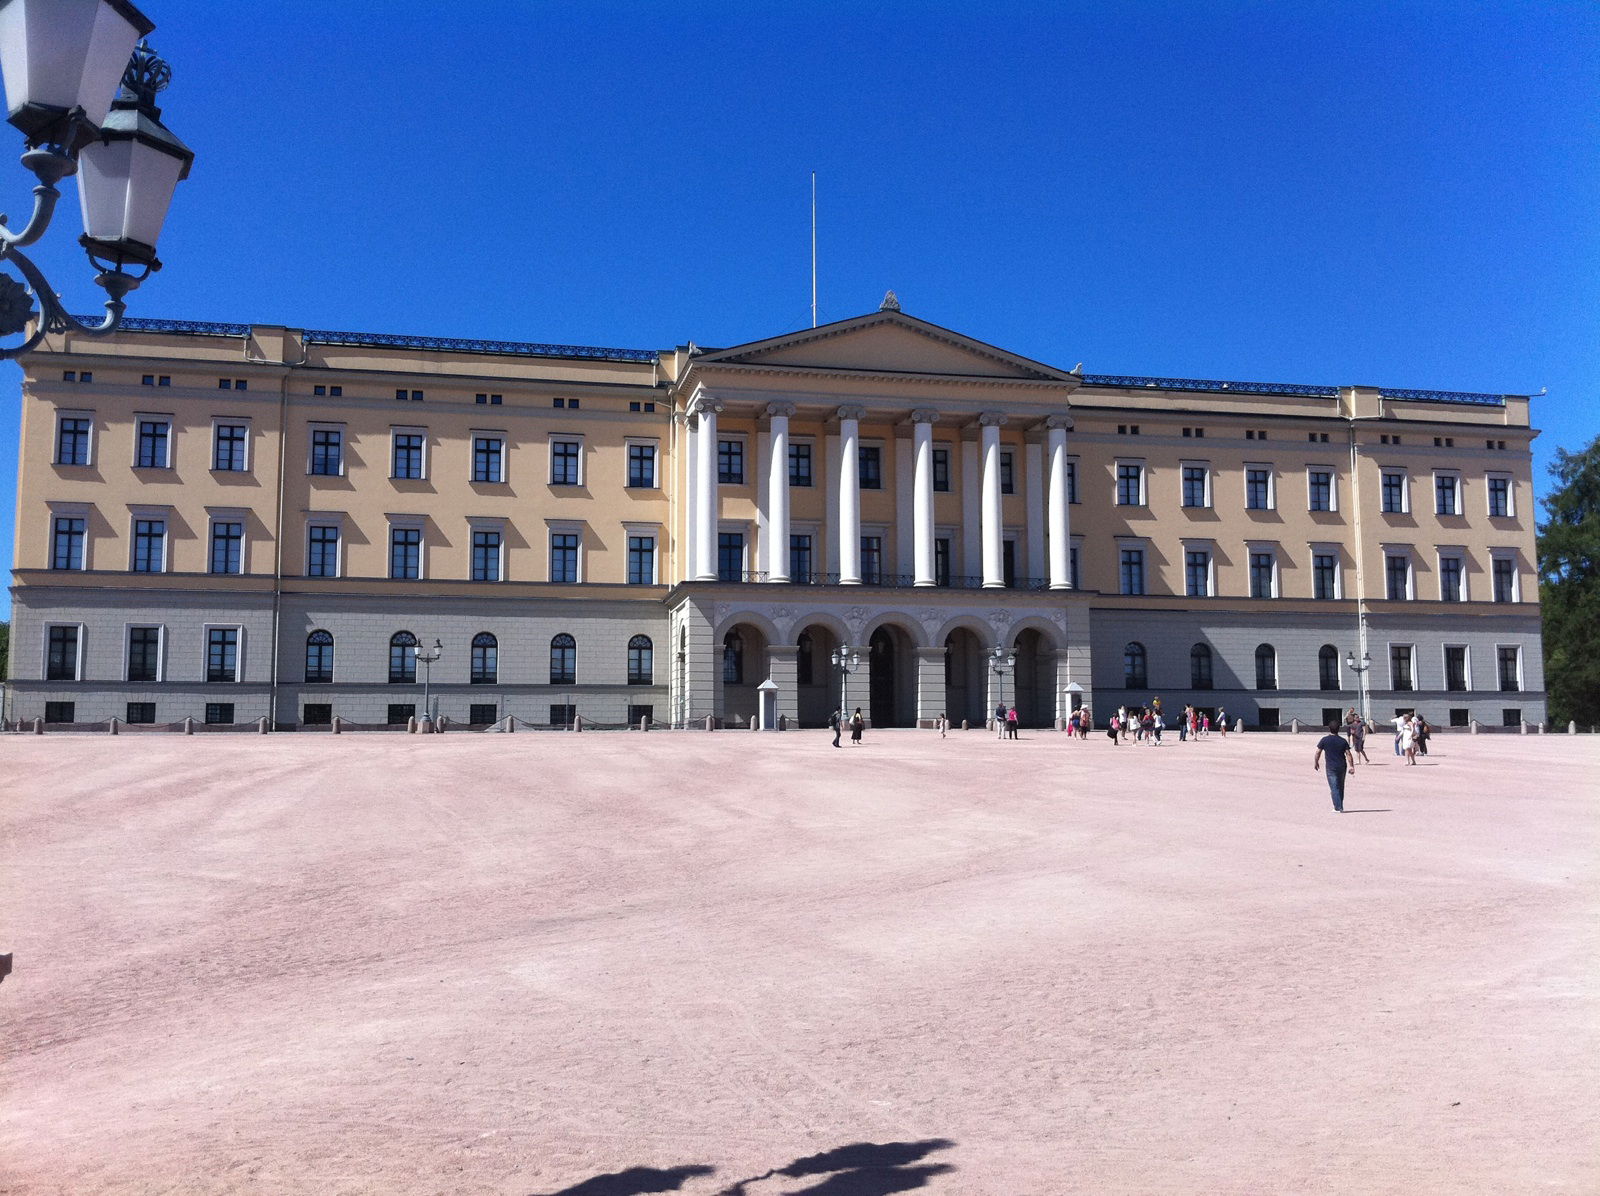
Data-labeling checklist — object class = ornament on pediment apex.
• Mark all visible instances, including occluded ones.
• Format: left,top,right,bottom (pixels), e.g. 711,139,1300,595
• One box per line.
835,404,867,424
880,290,902,312
908,408,941,425
1043,412,1075,431
976,411,1009,428
765,401,797,420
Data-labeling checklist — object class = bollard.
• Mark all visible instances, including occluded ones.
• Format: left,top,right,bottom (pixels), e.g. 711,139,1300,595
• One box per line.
332,715,342,734
507,715,516,734
704,715,715,731
778,714,787,731
961,719,969,731
108,717,119,735
183,717,194,735
407,717,417,733
639,715,650,732
749,715,757,731
1470,719,1480,735
33,717,43,734
1538,721,1546,734
1055,716,1066,731
1289,718,1301,734
258,716,269,734
574,715,583,733
1570,721,1578,735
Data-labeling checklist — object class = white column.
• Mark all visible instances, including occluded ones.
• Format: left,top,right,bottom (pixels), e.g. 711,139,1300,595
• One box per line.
754,427,770,576
1024,438,1045,584
961,437,981,579
911,410,937,586
837,405,863,584
683,413,698,583
979,413,1006,588
1046,415,1073,590
766,402,794,582
693,396,722,581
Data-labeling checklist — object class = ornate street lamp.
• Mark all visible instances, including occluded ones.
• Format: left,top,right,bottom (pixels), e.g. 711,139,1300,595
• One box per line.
830,642,860,718
0,1,192,357
413,638,443,727
990,645,1017,734
1344,650,1373,725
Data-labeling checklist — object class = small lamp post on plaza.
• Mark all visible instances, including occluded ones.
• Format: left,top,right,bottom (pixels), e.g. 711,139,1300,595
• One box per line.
990,645,1017,736
1345,649,1373,725
0,2,193,357
413,638,443,729
831,643,860,722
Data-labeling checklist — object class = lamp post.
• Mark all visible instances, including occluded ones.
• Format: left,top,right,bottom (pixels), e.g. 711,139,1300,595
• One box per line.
1345,650,1373,725
0,3,192,357
830,642,860,720
413,638,443,728
990,645,1017,736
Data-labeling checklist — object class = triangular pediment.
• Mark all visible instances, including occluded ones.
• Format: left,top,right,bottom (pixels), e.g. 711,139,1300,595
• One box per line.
694,311,1075,382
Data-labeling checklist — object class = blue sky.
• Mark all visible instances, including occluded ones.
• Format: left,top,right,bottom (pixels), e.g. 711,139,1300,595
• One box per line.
2,0,1596,612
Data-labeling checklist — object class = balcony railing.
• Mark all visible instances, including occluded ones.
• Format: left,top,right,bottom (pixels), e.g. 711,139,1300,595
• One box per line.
708,572,1056,591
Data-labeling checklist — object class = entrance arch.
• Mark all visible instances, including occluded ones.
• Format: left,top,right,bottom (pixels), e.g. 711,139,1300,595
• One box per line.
795,622,840,728
867,623,917,728
1012,628,1056,728
943,627,987,727
719,621,769,726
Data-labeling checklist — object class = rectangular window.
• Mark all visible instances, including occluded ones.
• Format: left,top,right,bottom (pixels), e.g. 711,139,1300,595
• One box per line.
310,427,342,476
307,525,340,577
469,703,498,726
627,442,656,488
126,702,156,725
627,534,656,585
127,626,161,682
1390,645,1414,691
549,704,577,729
1066,460,1079,504
1439,555,1464,602
551,439,581,485
789,442,813,487
1497,646,1522,692
1185,549,1211,597
51,516,85,570
387,704,417,726
1249,551,1276,598
934,538,952,587
1069,543,1080,590
1119,548,1145,595
1181,465,1209,508
999,451,1015,495
790,533,813,583
1308,469,1333,512
44,701,76,724
1501,707,1523,728
302,704,333,726
1002,540,1017,588
213,423,248,471
209,521,243,575
1312,552,1339,600
56,416,91,465
136,419,171,469
1381,471,1407,513
1492,556,1517,603
931,448,950,493
718,439,745,484
392,432,424,479
472,436,504,483
132,519,166,573
550,532,579,582
1445,645,1468,692
717,531,745,582
205,703,235,725
206,628,239,683
471,529,502,582
1245,467,1273,510
389,527,421,579
859,445,882,489
1487,475,1511,518
1116,463,1144,506
861,536,883,585
1435,473,1460,516
46,625,80,681
1385,553,1410,601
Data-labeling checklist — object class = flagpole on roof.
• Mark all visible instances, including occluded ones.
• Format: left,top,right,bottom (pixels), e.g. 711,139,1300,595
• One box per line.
811,170,818,329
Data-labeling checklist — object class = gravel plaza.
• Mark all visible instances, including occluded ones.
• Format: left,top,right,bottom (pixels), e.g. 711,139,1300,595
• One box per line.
1,727,1596,1195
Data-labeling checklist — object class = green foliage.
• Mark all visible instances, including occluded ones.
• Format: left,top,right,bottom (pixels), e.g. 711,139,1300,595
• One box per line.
1538,435,1600,726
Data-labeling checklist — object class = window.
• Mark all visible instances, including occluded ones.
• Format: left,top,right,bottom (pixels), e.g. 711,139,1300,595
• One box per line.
1116,462,1144,506
723,632,744,684
1435,473,1460,516
389,631,418,683
132,518,166,573
860,536,884,585
204,703,235,725
859,445,882,490
126,702,156,725
550,532,580,583
472,436,504,483
1312,551,1339,600
627,442,656,488
56,416,91,465
1319,645,1341,691
1449,708,1469,728
1249,550,1276,599
303,704,333,726
1123,642,1147,689
1487,475,1512,518
934,538,952,587
46,625,80,681
206,628,239,683
1438,554,1464,602
1181,465,1209,508
1002,540,1018,589
551,439,581,485
718,439,745,484
471,529,502,582
213,423,248,471
1501,707,1522,728
627,635,653,685
310,427,343,476
310,384,342,397
392,432,424,479
307,525,340,577
470,632,498,685
1390,645,1414,691
1308,469,1334,512
1185,549,1211,597
127,626,161,682
789,442,813,487
1385,553,1411,601
390,527,421,579
791,534,813,583
44,701,76,724
1190,643,1213,690
550,633,576,685
627,704,654,725
1066,459,1079,504
549,703,577,728
136,419,171,469
931,447,950,492
999,451,1015,495
1492,555,1517,603
387,704,417,726
1069,543,1080,590
1497,646,1521,692
305,630,334,683
1381,471,1407,513
394,388,423,401
627,534,656,585
1119,548,1145,595
469,703,498,725
717,532,745,582
209,521,243,575
1255,644,1277,690
1444,645,1467,692
51,516,85,570
1245,467,1273,510
476,393,503,405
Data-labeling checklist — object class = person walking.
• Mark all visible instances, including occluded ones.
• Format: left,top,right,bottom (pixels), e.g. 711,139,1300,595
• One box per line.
1107,713,1120,745
1415,714,1430,757
1313,721,1357,812
1006,706,1020,739
1400,714,1418,765
995,701,1007,740
938,711,949,739
850,707,865,745
1345,708,1370,764
1217,707,1228,738
829,708,842,748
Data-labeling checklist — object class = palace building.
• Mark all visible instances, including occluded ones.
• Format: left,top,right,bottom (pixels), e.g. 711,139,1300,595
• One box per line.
4,300,1546,731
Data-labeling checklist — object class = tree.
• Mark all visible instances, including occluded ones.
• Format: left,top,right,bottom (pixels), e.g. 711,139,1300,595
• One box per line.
1537,434,1600,727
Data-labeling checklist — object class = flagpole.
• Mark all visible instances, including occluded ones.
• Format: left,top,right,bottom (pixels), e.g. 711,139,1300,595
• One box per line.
811,170,817,328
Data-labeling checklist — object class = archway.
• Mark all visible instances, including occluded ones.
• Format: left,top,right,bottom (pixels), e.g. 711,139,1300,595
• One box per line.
795,622,840,728
943,627,987,727
1012,628,1056,728
719,622,770,726
867,623,917,728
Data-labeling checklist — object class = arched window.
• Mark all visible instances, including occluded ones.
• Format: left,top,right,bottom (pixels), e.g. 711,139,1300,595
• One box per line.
471,632,498,685
723,631,744,684
389,630,417,684
1319,644,1340,691
627,635,653,685
1124,641,1147,689
797,633,814,686
1190,642,1213,690
1255,643,1278,691
550,633,576,685
305,630,334,684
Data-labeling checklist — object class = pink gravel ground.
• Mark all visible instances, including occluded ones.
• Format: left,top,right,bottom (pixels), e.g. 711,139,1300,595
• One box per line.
1,727,1596,1195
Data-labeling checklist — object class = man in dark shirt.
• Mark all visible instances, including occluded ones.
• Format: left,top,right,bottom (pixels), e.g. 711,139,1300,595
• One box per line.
1313,722,1357,812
